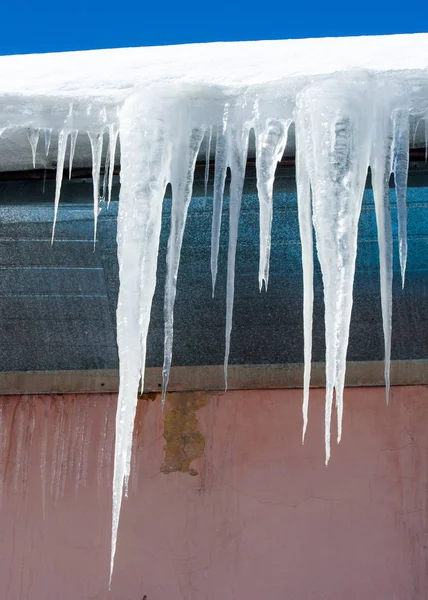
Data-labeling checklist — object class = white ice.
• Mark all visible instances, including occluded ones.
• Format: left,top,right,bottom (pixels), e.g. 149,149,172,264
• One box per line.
255,117,291,291
27,128,39,168
0,33,426,583
296,77,373,460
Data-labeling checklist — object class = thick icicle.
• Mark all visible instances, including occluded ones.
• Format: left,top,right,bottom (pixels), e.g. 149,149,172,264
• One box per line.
161,124,205,405
211,116,229,296
88,131,104,244
255,118,290,291
371,105,395,400
296,79,372,461
51,129,69,243
111,93,171,583
68,130,78,179
295,126,313,443
224,121,250,388
392,109,410,288
204,126,212,196
27,128,40,168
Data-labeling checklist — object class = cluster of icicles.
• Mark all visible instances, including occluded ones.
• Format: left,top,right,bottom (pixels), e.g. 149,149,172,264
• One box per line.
7,77,428,581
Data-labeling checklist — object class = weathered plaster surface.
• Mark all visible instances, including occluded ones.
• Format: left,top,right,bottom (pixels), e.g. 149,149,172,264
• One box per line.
0,387,427,599
161,392,208,476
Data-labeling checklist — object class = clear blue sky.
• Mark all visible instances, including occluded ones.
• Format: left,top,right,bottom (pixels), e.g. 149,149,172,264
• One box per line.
1,0,427,55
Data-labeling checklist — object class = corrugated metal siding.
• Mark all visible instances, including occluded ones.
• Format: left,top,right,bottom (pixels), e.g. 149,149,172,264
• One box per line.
0,176,427,373
0,205,117,370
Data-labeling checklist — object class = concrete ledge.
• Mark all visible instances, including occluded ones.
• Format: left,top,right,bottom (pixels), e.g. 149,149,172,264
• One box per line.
0,359,427,395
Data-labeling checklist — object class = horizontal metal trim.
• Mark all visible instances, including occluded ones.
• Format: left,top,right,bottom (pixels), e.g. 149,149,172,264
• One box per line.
0,360,427,395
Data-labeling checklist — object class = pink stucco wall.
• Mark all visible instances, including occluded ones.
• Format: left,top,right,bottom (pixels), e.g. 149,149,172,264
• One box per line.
0,386,427,599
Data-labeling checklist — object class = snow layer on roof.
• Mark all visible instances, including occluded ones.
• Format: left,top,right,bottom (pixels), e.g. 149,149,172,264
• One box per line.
0,33,428,99
0,33,427,172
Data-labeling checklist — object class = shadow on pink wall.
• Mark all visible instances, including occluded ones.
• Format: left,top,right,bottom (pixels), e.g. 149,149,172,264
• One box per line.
0,386,427,599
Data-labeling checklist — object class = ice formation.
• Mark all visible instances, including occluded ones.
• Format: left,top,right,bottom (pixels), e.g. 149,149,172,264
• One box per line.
0,33,427,580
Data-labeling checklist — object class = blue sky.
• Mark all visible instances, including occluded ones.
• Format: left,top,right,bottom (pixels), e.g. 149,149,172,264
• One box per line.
1,0,427,55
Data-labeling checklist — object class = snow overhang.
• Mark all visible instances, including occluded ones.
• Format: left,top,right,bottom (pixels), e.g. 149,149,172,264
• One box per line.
0,33,427,172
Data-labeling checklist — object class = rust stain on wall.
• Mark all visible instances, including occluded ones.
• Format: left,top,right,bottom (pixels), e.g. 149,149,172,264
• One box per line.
133,392,158,451
161,392,208,476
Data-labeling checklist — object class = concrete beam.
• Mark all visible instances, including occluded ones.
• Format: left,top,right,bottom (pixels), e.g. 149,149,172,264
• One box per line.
0,360,427,395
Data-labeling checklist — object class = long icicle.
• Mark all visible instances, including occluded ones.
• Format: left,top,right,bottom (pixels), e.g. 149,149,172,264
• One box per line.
68,130,78,180
224,121,250,388
27,128,40,169
392,109,410,288
371,105,394,401
295,124,313,443
161,125,205,405
111,94,171,584
255,118,290,291
51,129,69,243
297,79,372,461
88,131,104,245
211,116,229,296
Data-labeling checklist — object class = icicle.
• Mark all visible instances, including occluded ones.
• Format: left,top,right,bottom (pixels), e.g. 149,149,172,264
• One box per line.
27,128,40,168
68,130,78,180
296,79,372,461
161,125,205,405
204,126,212,196
211,125,228,296
371,105,394,401
111,94,171,584
295,128,313,443
88,130,104,245
44,128,52,156
107,124,119,207
51,129,69,243
255,118,290,291
224,121,250,388
392,109,410,288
